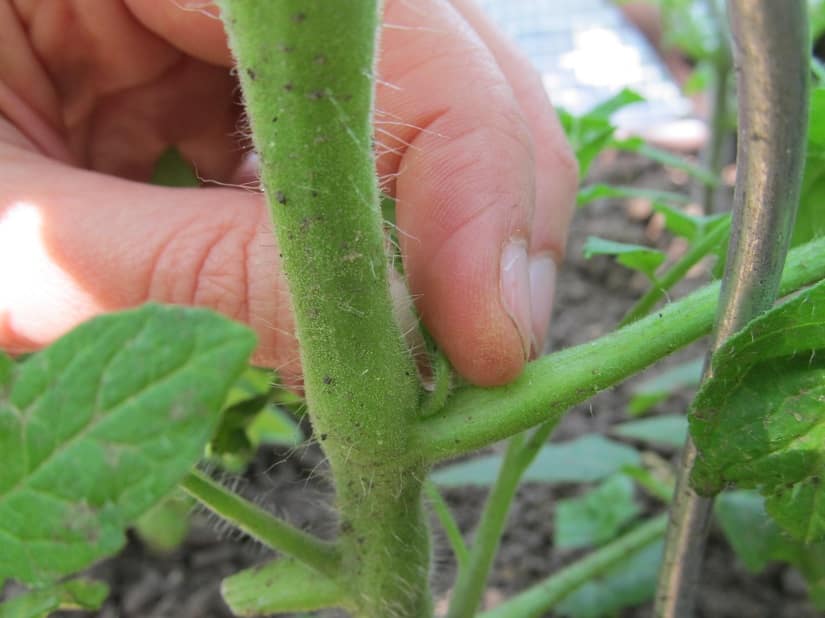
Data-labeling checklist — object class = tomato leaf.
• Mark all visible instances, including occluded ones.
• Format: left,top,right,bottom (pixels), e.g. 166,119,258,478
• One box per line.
583,236,665,280
221,558,345,615
431,435,640,487
0,578,109,617
555,475,640,550
0,304,256,585
690,278,825,542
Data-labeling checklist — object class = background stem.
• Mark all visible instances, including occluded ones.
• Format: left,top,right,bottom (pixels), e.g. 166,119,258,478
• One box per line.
445,420,560,618
655,2,809,616
620,217,731,326
480,514,668,618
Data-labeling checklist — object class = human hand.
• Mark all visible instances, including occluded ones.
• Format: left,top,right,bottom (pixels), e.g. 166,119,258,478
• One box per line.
0,0,576,387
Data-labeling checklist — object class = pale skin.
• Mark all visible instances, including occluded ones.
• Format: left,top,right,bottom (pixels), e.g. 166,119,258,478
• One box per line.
0,0,577,387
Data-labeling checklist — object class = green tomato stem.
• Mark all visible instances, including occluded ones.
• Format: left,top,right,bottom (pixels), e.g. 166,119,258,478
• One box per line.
445,419,559,618
180,471,340,577
415,235,825,463
218,3,430,615
425,481,470,572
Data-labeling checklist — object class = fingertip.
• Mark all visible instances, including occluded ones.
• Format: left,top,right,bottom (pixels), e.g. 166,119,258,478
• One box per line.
124,0,232,66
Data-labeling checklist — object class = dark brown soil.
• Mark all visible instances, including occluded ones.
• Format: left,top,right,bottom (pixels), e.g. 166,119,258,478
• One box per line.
3,153,819,617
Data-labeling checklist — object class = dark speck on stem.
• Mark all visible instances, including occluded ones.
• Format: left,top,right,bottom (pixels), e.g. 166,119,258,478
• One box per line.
245,68,256,80
276,191,287,205
283,82,294,92
292,11,306,23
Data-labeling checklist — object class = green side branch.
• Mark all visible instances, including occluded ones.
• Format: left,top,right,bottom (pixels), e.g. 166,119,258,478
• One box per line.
218,2,430,616
415,236,825,463
180,471,340,578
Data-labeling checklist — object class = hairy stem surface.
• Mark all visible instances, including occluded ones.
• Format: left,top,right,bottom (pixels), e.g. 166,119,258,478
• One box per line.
180,471,340,577
219,3,430,615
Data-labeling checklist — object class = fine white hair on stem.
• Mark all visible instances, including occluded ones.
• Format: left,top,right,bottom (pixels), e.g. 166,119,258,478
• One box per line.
374,119,447,140
367,71,404,92
384,221,421,243
374,127,422,151
328,93,366,150
198,176,261,192
382,22,445,34
169,0,220,20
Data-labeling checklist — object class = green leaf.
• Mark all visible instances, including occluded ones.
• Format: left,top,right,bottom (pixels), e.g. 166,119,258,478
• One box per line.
0,578,108,617
558,89,644,178
211,393,271,458
792,88,825,247
683,61,713,95
658,0,723,61
588,89,646,119
810,0,825,40
583,236,665,280
247,405,303,447
613,137,719,187
0,353,12,389
714,490,787,572
628,358,704,416
613,415,688,449
432,435,640,487
221,558,346,615
134,490,193,553
555,475,640,550
150,148,199,187
689,278,825,542
556,540,662,618
0,304,256,585
716,489,825,608
577,184,692,208
652,205,728,243
223,366,273,408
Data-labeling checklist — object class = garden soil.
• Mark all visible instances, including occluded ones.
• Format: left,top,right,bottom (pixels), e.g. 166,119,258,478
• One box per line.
5,154,819,617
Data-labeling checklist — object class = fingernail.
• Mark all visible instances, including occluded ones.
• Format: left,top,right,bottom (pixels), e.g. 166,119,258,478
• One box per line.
529,256,557,357
500,240,532,360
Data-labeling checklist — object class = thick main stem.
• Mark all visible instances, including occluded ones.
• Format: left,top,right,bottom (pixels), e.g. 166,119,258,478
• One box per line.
655,2,810,616
218,4,429,616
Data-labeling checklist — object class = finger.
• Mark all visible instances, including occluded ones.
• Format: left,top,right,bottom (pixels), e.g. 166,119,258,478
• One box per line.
0,144,302,386
377,0,541,385
123,0,232,67
448,0,578,351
